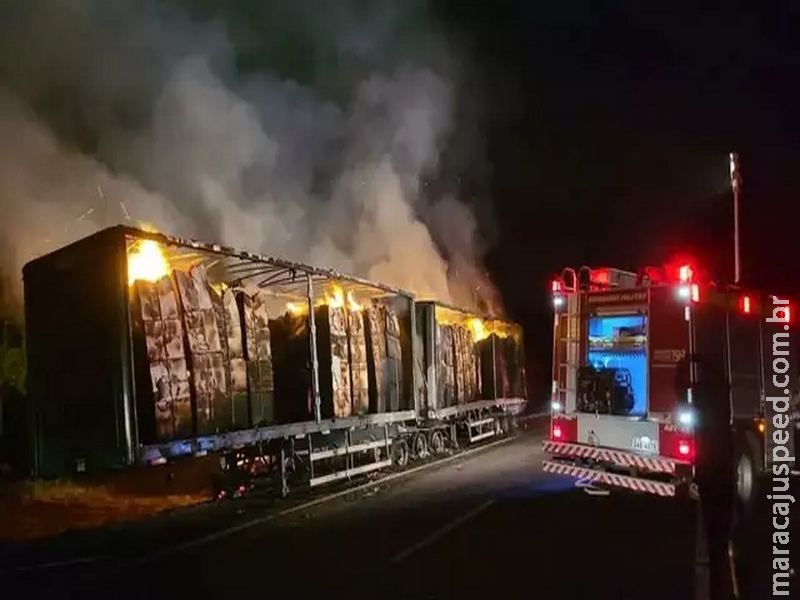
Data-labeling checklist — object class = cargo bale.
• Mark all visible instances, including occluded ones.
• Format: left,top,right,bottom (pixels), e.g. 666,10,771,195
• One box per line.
501,335,525,398
436,323,456,408
385,305,403,412
237,291,276,427
348,309,369,416
132,278,191,441
222,288,249,429
365,304,388,413
270,305,353,422
175,266,228,434
453,326,479,404
477,336,497,400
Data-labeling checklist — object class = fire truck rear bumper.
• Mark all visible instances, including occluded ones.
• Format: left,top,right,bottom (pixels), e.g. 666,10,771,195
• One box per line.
542,440,685,473
542,460,678,497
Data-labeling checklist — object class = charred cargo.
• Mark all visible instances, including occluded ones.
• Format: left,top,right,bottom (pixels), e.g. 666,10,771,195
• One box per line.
415,301,526,415
23,226,419,477
22,226,526,480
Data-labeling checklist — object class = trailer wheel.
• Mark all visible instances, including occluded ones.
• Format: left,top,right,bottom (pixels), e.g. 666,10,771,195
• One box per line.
392,439,409,468
429,430,445,455
412,432,429,459
734,431,761,516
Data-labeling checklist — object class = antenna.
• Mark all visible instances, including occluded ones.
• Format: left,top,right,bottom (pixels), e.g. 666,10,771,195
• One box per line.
729,152,742,283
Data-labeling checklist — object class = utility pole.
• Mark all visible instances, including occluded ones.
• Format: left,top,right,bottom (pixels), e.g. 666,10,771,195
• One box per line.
729,152,742,284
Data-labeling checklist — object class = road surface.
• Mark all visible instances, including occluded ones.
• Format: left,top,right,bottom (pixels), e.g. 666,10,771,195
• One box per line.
0,425,796,598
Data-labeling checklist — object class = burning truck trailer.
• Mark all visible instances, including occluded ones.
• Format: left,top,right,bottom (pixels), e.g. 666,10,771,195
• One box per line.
413,301,527,449
22,225,528,497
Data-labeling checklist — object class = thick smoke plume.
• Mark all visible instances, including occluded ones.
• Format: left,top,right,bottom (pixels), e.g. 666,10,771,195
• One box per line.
0,0,502,316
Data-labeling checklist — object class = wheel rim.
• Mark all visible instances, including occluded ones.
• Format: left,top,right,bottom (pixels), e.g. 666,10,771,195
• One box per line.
414,434,428,458
736,453,753,503
431,432,444,454
393,442,408,467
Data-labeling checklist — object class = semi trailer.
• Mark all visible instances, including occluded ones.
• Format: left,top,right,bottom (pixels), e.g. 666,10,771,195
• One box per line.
21,225,527,496
543,263,799,512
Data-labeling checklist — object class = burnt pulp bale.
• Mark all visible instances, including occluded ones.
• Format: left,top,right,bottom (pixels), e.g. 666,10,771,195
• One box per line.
385,305,403,412
270,305,352,422
436,323,456,408
175,267,225,434
365,303,404,414
453,326,479,404
327,304,352,418
478,335,505,400
348,309,369,416
223,288,249,429
237,291,276,427
132,277,192,441
492,335,511,398
365,304,387,413
502,336,525,398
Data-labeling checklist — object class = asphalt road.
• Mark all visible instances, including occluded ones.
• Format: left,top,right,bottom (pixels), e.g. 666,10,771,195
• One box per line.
1,426,797,599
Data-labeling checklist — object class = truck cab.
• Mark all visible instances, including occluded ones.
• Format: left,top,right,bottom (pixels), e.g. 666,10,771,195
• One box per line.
543,263,800,505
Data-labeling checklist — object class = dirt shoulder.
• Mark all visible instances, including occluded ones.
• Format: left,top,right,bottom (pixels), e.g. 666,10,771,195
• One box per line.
0,456,218,543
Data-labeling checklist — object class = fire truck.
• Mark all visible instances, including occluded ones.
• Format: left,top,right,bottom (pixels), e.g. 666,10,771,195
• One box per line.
542,263,800,511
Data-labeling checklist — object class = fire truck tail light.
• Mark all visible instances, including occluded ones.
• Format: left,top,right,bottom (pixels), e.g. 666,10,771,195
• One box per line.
679,265,693,282
673,438,695,461
552,425,563,440
740,295,752,314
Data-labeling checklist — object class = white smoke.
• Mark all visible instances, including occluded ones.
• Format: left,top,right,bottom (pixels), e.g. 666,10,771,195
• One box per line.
0,0,502,314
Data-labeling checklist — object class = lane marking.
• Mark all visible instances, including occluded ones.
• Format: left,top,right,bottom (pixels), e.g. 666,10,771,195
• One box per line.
0,555,108,575
108,426,546,573
389,499,495,564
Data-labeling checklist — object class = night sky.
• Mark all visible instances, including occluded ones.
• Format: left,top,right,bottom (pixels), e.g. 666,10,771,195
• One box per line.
438,3,799,399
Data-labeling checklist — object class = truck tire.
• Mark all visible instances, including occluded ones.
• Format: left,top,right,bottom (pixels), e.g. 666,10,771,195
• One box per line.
734,430,762,517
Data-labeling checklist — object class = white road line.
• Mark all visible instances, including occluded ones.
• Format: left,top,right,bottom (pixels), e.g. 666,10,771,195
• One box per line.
112,428,545,573
0,555,108,574
389,499,495,564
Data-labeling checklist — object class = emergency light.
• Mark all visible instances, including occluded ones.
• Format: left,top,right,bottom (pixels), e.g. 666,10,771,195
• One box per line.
677,408,695,428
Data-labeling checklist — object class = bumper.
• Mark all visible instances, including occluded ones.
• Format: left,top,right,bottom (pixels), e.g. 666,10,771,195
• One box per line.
542,460,677,497
542,440,693,498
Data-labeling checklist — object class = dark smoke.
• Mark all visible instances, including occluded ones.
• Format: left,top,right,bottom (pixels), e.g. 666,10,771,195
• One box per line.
0,0,502,315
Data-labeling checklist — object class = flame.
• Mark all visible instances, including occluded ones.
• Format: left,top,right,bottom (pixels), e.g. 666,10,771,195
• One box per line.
326,286,346,308
286,302,307,315
346,291,362,312
468,318,489,342
128,240,170,286
284,285,363,315
325,286,363,312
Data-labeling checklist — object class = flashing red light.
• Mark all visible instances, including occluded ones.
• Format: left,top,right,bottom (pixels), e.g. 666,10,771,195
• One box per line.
591,268,610,284
552,425,563,440
740,295,752,314
551,279,562,293
679,265,693,282
676,438,694,461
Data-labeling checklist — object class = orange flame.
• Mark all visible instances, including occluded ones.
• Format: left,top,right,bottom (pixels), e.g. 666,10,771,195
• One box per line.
285,285,363,315
127,240,170,286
